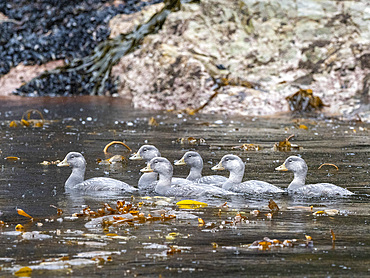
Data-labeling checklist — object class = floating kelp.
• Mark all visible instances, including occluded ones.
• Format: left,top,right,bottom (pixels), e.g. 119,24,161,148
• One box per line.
98,141,131,164
148,117,159,126
17,209,34,220
312,209,339,216
73,201,176,230
97,155,126,165
245,235,313,250
286,89,326,112
231,143,262,151
15,224,25,232
14,266,33,277
40,160,61,166
273,134,301,151
103,141,131,153
268,199,279,213
292,119,312,130
5,156,20,161
196,200,287,232
15,0,182,96
176,200,208,209
198,212,250,231
331,229,336,242
318,163,339,170
50,205,63,216
173,137,207,145
9,109,45,128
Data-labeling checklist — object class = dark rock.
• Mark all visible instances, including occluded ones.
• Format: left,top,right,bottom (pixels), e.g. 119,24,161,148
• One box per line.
0,0,162,95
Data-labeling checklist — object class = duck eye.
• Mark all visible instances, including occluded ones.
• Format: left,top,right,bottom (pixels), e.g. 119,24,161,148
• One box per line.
288,159,292,163
70,155,74,158
188,155,192,157
225,158,229,161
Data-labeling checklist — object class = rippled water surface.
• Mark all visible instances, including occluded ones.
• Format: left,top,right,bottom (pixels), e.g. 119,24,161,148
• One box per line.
0,96,369,277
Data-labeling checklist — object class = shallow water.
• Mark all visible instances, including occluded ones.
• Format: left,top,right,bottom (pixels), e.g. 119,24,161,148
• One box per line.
0,96,369,277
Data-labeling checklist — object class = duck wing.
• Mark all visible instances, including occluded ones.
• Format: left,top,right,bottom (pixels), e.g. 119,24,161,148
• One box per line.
292,183,354,197
138,181,157,195
230,180,284,194
171,177,193,185
196,175,228,186
73,177,138,193
166,183,234,197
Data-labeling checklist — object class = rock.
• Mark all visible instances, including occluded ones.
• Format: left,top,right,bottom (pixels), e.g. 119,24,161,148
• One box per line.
0,61,64,96
0,0,163,95
111,0,370,121
109,3,165,38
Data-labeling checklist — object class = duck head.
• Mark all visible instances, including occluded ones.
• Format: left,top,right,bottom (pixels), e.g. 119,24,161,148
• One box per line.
175,151,203,168
212,154,244,172
130,145,161,162
57,152,86,169
275,156,308,174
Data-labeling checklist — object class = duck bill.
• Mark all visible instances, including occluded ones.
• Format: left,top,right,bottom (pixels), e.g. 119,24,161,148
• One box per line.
275,163,288,171
140,164,154,173
57,158,69,167
174,157,186,166
129,152,142,160
211,161,225,171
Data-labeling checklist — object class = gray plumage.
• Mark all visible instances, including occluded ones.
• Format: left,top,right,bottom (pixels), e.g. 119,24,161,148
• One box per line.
130,145,191,194
212,154,284,194
142,157,234,197
276,156,354,197
175,151,228,185
130,145,161,191
58,152,137,193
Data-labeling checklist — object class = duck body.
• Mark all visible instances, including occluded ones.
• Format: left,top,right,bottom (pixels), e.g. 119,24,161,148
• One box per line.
175,151,228,186
58,152,137,193
222,180,284,194
67,177,136,192
276,156,354,197
196,175,228,185
212,154,284,194
289,183,354,197
142,157,234,197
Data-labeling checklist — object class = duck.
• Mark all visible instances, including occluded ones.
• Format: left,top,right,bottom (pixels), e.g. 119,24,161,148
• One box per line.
129,145,161,190
174,151,227,185
275,156,354,197
130,145,191,193
58,152,138,193
212,154,284,194
141,157,234,197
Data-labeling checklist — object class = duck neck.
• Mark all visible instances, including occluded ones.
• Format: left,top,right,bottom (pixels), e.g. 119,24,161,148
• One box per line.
288,169,307,192
223,163,244,190
155,172,173,195
65,166,85,188
187,166,202,181
138,172,158,188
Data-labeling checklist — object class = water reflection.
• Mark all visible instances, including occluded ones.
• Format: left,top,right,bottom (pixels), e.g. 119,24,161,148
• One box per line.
0,96,369,276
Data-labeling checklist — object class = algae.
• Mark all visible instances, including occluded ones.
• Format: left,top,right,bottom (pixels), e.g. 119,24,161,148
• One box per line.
19,0,182,96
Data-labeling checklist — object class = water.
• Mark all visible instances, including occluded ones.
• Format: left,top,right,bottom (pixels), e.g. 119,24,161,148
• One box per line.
0,96,369,277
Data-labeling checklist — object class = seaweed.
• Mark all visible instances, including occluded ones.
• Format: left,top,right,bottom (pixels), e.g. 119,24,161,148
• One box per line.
16,0,181,96
286,88,326,112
